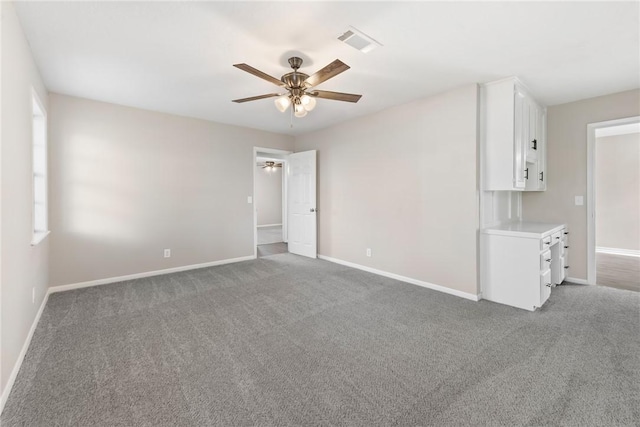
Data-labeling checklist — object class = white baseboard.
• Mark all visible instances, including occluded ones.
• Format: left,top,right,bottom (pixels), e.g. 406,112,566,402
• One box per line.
565,276,589,285
0,291,49,414
257,224,282,228
318,255,481,301
596,247,640,257
49,255,256,294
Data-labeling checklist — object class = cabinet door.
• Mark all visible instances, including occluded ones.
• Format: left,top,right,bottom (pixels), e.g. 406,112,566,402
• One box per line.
540,269,552,307
513,88,527,189
536,107,547,190
527,99,538,162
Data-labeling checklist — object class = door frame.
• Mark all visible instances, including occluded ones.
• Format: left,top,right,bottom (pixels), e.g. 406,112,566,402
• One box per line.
253,147,292,258
586,116,640,285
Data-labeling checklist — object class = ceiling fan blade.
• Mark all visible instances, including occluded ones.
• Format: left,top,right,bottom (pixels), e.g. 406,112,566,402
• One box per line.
304,59,350,88
233,63,285,87
232,93,281,103
310,90,362,103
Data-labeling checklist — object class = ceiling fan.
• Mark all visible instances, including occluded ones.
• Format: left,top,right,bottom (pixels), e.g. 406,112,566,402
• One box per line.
232,56,362,118
259,161,283,169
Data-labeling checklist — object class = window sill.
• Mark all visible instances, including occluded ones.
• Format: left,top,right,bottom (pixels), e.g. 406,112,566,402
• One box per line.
31,230,50,246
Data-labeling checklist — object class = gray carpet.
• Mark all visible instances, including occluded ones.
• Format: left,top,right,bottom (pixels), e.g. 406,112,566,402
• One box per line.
257,226,283,245
2,253,639,426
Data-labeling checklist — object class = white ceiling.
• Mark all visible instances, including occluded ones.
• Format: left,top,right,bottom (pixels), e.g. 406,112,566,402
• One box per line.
15,1,640,136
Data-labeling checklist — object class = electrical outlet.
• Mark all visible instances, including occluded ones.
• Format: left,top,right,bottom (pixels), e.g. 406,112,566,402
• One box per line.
164,249,171,258
32,288,35,304
366,248,371,257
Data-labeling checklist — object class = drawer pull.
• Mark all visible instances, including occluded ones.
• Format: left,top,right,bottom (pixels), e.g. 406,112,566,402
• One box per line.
564,232,569,235
564,266,570,269
556,236,560,240
545,259,552,262
564,246,569,249
545,242,551,245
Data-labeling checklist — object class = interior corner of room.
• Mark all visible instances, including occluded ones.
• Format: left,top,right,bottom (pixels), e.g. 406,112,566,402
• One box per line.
1,0,639,424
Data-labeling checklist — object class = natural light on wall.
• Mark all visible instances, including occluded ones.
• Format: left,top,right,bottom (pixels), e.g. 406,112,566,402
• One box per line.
32,90,49,245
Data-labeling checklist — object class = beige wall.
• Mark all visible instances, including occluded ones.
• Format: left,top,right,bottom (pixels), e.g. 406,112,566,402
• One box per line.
49,94,293,286
595,133,640,251
522,89,640,280
1,1,49,399
255,165,282,226
295,84,479,295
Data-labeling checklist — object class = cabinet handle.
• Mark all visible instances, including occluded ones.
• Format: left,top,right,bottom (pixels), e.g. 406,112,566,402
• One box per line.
564,246,569,249
532,139,537,150
524,168,529,180
545,241,551,245
539,171,544,182
545,259,552,262
564,266,570,269
564,232,569,235
546,283,552,287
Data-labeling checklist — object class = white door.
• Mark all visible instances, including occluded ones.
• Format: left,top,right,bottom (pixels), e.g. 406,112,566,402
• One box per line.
287,150,317,258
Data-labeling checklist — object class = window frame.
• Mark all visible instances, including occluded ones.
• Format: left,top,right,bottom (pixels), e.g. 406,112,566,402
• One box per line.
31,88,49,246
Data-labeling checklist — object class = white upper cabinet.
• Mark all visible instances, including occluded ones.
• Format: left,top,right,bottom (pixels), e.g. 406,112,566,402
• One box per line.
482,77,547,191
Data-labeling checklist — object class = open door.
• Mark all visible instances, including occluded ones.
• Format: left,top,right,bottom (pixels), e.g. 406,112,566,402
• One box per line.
287,150,317,258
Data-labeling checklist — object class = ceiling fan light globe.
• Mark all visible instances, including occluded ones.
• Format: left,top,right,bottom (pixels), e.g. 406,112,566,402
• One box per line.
294,108,308,118
274,96,291,113
300,94,317,111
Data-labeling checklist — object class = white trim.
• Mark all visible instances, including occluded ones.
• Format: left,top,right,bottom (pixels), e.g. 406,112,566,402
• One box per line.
257,223,282,228
0,291,49,414
318,255,481,302
587,116,640,285
596,247,640,257
564,277,589,285
30,230,50,246
49,255,255,294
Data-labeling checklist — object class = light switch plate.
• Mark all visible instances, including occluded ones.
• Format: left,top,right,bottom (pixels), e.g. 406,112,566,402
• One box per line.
575,196,584,206
247,196,253,204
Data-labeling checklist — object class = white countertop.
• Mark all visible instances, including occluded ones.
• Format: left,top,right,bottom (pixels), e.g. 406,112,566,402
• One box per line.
482,221,566,238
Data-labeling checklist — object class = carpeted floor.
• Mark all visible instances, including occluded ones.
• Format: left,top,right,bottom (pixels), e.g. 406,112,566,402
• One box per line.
2,253,639,426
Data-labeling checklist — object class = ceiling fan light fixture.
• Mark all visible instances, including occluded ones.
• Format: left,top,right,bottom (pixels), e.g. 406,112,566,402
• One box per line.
294,102,307,117
274,95,291,112
300,94,316,111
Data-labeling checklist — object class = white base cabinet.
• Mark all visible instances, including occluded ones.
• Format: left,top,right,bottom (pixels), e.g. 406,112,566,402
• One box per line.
481,222,568,311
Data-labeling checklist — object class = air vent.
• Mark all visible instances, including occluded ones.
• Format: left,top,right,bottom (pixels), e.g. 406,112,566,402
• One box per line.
338,27,382,53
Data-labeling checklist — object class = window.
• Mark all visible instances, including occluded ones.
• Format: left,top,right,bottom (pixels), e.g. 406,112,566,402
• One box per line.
31,90,49,245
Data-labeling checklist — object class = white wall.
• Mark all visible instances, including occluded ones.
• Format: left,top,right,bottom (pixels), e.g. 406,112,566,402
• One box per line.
255,165,282,226
595,132,640,251
295,84,480,296
522,89,640,280
0,1,49,402
48,94,294,287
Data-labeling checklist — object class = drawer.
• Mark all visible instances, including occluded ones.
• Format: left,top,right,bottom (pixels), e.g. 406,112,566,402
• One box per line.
540,250,552,271
541,235,552,250
540,269,552,306
551,231,563,244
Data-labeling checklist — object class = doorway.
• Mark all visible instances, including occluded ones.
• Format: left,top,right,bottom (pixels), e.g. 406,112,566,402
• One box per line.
587,117,640,291
254,147,291,258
